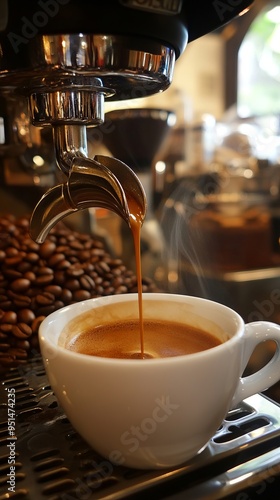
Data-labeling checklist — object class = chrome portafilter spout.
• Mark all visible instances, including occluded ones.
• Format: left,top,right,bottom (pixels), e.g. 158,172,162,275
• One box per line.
29,149,147,243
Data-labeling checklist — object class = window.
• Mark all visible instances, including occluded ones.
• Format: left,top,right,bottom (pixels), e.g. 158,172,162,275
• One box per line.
238,3,280,117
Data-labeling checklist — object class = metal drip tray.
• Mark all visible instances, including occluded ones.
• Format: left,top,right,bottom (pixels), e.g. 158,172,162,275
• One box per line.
1,357,280,500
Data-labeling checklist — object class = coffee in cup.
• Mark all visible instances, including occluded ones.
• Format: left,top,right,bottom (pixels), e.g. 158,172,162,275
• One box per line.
62,317,222,359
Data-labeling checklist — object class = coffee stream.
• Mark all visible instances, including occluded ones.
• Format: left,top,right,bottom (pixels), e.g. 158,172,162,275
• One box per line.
126,194,145,359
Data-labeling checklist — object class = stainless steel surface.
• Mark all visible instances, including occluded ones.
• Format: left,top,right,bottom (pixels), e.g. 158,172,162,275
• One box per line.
30,155,147,243
29,76,108,127
52,124,89,174
1,356,280,499
185,446,280,499
0,34,175,100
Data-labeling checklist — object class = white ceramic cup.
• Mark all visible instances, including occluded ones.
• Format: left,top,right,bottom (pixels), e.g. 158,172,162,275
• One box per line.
39,293,280,470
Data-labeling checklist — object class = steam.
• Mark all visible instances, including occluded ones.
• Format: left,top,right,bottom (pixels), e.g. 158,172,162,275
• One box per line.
159,173,220,297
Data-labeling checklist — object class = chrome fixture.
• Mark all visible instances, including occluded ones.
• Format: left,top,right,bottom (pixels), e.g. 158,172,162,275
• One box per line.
0,0,254,240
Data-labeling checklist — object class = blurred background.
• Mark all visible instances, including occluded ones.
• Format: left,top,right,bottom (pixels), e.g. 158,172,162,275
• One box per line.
1,0,280,329
94,0,280,331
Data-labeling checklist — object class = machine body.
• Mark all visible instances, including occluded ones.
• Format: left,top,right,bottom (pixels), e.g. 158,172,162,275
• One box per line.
0,0,254,240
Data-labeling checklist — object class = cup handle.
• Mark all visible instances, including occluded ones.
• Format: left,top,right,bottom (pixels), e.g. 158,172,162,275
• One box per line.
231,321,280,406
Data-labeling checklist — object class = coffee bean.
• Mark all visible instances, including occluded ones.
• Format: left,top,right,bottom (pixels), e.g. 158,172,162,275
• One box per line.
17,309,35,324
39,241,56,258
102,280,110,288
27,241,40,252
45,285,62,298
112,277,124,288
48,253,65,267
23,271,36,282
110,258,123,267
15,339,30,350
103,286,115,295
7,291,32,308
2,311,17,324
31,316,45,334
12,323,32,339
73,290,91,301
65,279,80,291
26,252,40,263
5,247,18,257
56,259,71,270
54,300,65,310
5,255,23,266
92,247,106,256
36,304,56,316
37,266,53,276
55,245,70,254
0,298,12,310
69,240,84,250
58,236,67,245
35,292,55,306
36,274,54,286
53,270,65,285
111,268,122,277
78,250,91,261
10,278,31,293
17,261,32,273
0,323,13,333
82,263,94,273
3,268,22,280
115,285,128,294
80,275,95,291
61,288,72,303
66,264,84,278
69,256,78,264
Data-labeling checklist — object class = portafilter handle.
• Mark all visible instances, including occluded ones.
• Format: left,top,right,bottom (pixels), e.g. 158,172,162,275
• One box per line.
29,155,147,243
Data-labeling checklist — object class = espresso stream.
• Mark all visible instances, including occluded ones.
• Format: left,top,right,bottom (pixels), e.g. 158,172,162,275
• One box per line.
127,194,145,358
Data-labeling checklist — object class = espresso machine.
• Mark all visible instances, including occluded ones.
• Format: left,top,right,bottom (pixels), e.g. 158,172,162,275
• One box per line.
3,2,280,499
0,0,254,242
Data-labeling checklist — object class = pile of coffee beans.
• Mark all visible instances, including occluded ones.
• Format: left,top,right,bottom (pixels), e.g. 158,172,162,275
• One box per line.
0,214,157,372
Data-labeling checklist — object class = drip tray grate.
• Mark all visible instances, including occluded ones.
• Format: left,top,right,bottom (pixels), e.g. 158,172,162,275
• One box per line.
1,356,280,499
